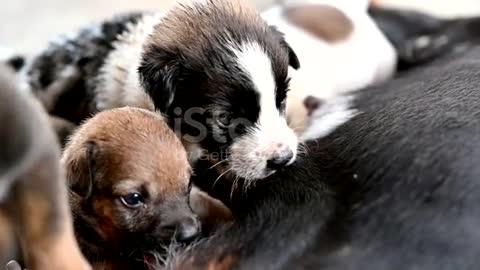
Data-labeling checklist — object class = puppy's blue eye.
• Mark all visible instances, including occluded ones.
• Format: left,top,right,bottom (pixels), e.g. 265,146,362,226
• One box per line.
120,193,144,208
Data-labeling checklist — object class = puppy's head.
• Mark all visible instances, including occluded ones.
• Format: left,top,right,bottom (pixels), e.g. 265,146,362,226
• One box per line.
139,0,300,183
62,107,199,255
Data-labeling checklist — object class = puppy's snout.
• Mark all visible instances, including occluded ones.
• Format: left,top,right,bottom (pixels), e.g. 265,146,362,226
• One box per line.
267,149,294,170
162,215,200,242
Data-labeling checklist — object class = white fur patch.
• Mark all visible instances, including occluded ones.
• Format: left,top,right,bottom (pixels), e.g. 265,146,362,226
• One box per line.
262,0,396,141
228,42,298,181
0,46,14,61
300,94,358,141
95,13,164,112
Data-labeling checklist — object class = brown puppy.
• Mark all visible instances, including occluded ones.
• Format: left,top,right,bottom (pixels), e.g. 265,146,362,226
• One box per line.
0,64,91,270
61,107,201,270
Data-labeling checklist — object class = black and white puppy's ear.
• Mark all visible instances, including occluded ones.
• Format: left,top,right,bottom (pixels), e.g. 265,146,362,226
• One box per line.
62,141,98,199
269,25,301,70
138,56,180,113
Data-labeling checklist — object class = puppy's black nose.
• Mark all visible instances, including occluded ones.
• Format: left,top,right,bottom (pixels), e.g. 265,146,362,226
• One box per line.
267,150,294,170
163,216,200,242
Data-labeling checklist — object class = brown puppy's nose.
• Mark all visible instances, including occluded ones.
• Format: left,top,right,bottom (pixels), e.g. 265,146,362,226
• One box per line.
163,216,201,242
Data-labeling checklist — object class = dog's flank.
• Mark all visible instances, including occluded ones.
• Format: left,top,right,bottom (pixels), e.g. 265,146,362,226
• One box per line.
164,44,480,270
0,64,91,270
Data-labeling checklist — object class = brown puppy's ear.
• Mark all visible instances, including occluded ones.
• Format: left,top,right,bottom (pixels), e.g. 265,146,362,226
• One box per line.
269,25,301,70
63,141,98,199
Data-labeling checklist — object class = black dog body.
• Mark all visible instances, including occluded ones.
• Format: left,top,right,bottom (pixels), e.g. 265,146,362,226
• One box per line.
171,45,480,270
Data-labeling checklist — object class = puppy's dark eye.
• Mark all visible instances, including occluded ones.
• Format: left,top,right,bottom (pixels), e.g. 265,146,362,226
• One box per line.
120,193,144,208
216,112,231,127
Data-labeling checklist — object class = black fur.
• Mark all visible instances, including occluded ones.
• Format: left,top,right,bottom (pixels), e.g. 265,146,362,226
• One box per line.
25,12,143,124
176,45,480,270
370,6,480,70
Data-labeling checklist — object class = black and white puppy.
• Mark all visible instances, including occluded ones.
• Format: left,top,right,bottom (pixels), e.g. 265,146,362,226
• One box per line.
19,0,300,184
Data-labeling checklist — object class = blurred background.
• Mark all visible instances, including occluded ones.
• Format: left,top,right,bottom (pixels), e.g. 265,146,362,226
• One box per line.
1,0,480,54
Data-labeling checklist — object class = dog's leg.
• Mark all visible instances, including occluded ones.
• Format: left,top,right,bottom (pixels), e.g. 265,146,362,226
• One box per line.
0,64,91,270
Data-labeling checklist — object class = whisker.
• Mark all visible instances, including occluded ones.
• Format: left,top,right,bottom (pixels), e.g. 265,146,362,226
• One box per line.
208,159,229,170
230,175,241,200
212,167,233,188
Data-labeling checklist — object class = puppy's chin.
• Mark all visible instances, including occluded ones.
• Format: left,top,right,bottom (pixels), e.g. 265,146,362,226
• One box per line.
226,127,298,184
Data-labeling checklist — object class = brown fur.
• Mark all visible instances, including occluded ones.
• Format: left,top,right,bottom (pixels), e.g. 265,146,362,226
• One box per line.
149,0,262,52
285,4,354,43
0,64,91,270
174,254,237,270
61,107,199,269
190,186,233,233
206,256,237,270
143,0,289,81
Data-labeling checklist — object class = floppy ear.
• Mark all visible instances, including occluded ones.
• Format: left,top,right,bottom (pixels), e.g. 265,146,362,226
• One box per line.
138,56,180,113
62,141,98,199
286,44,300,70
269,25,301,70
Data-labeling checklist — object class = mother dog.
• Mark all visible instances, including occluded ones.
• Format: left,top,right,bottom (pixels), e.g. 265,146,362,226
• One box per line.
169,21,480,270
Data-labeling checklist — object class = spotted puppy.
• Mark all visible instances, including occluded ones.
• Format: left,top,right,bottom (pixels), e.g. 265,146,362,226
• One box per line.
62,107,234,269
262,0,397,141
20,0,300,187
0,64,91,270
